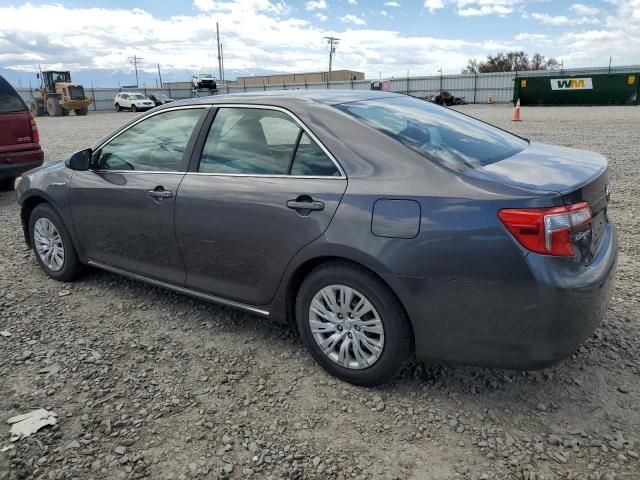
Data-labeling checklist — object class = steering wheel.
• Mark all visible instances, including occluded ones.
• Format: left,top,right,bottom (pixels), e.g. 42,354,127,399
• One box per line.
102,153,135,170
147,143,173,166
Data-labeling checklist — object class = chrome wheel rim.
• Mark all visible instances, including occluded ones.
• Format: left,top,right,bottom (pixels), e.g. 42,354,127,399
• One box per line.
309,284,385,370
34,218,65,272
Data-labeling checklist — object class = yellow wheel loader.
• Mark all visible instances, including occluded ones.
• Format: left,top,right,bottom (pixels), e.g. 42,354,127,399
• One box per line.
30,71,93,117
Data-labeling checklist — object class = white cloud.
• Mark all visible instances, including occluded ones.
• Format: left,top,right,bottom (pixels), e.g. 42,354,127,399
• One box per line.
384,1,401,6
347,0,357,4
454,0,522,16
424,0,445,12
515,33,550,42
569,3,599,15
458,5,512,16
305,0,327,11
531,12,600,25
315,12,328,21
340,14,366,25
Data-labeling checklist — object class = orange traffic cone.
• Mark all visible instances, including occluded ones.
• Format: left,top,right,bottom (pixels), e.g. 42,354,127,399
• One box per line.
512,98,522,121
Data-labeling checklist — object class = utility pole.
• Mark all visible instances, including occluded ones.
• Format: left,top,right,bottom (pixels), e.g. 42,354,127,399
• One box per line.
157,63,163,87
324,36,340,81
220,43,225,83
128,55,143,87
216,22,222,81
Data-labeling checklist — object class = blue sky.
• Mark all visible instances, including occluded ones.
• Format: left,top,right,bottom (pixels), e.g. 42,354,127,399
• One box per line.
0,0,637,87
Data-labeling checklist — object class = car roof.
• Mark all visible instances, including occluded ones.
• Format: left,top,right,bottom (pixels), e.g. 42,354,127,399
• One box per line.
167,89,403,107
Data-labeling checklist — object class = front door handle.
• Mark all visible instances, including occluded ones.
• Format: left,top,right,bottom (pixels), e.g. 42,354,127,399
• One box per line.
146,187,173,199
287,199,325,211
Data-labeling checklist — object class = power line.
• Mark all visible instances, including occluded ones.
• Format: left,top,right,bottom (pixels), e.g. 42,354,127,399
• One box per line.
324,36,340,81
128,55,143,87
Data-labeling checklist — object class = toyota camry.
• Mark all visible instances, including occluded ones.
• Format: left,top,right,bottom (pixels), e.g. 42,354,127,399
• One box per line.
15,91,617,386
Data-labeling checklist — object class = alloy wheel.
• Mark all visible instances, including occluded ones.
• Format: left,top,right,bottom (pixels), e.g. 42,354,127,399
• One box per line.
308,284,385,369
34,217,65,272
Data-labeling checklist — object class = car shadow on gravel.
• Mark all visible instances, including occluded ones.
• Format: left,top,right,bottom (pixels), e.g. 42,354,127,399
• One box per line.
80,266,606,404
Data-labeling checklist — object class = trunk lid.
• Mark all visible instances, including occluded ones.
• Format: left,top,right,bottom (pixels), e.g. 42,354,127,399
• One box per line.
468,142,610,260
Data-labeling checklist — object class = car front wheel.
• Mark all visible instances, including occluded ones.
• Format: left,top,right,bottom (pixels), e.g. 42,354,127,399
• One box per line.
115,103,121,111
296,262,413,386
29,203,84,282
131,104,137,112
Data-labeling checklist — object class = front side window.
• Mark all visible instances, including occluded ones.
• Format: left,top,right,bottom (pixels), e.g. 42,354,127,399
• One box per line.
97,108,204,172
335,96,528,172
199,107,340,176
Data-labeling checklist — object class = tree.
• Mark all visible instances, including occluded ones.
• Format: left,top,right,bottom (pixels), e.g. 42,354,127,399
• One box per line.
463,51,560,73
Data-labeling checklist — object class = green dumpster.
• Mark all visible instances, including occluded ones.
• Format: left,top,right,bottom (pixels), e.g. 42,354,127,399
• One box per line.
514,72,640,106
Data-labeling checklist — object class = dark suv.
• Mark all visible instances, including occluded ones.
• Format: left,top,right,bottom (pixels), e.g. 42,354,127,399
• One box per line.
0,75,44,187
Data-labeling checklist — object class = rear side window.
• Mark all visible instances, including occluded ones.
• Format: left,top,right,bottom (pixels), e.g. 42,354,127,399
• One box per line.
335,96,528,172
199,107,340,176
0,76,27,113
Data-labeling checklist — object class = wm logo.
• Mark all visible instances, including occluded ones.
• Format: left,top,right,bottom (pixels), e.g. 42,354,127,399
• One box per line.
551,77,593,90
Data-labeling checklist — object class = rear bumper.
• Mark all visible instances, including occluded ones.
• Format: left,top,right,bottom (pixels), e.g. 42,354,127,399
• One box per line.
384,222,618,370
0,149,44,179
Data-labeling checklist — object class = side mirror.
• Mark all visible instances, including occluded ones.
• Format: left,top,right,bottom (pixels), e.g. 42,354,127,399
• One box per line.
65,148,92,171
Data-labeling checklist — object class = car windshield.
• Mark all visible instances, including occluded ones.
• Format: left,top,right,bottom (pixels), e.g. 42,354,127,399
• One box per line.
335,96,528,172
131,94,147,100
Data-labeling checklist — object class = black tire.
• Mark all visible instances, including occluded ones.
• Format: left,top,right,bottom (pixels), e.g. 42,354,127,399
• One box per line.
29,203,84,282
75,106,89,116
61,108,69,116
30,99,45,117
115,103,121,112
0,177,15,190
131,104,137,112
46,97,62,117
296,262,413,387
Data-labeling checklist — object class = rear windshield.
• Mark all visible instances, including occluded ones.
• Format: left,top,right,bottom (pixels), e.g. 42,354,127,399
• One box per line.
0,77,27,113
335,96,527,172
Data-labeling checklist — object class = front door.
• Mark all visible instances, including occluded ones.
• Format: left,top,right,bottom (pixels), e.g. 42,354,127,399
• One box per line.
70,107,207,284
176,106,347,306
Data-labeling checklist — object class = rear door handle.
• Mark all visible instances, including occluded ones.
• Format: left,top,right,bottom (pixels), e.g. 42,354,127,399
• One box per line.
287,200,325,211
146,188,173,199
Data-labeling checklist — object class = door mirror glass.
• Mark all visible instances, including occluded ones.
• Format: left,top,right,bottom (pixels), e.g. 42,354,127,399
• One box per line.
65,148,92,171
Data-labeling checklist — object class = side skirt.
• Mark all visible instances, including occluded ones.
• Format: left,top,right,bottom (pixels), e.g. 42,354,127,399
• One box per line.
87,260,270,317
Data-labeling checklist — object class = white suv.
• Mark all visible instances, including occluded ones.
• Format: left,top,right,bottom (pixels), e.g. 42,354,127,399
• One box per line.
114,92,155,112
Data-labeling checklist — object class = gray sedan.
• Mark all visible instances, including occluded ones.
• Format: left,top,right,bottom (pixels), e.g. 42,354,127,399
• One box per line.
15,91,617,386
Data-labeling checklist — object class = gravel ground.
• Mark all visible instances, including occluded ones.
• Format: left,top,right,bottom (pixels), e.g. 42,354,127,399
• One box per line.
1,106,639,480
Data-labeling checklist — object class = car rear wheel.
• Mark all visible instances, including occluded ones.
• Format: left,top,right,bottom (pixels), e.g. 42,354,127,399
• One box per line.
131,105,137,112
115,103,121,111
29,203,84,282
296,262,413,386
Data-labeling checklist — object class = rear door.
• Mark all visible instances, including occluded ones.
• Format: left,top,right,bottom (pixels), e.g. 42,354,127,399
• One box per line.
176,105,347,306
0,76,33,154
70,106,208,284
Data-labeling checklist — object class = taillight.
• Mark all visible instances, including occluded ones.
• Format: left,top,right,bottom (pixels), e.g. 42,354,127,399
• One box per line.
30,117,40,144
498,202,592,256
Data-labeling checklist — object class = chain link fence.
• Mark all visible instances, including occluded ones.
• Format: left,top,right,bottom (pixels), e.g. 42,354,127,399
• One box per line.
15,65,639,112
